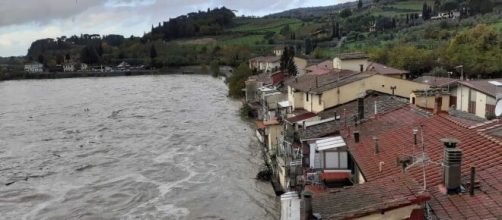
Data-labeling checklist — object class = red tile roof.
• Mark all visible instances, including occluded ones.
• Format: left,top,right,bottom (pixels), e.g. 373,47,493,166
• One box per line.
311,174,430,220
366,62,409,75
413,76,459,88
305,60,333,75
248,71,285,86
320,171,351,182
457,79,502,98
285,112,317,123
255,120,266,129
285,69,361,93
336,52,368,60
249,56,280,63
342,106,502,219
428,164,502,219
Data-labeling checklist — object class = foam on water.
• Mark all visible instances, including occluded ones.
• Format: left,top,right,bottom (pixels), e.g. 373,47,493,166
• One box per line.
0,75,279,219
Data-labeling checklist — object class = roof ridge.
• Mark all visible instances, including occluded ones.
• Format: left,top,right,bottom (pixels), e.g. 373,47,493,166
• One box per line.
439,114,472,129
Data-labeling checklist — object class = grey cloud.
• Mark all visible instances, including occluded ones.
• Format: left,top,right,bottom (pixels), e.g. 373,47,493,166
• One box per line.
0,0,102,26
0,0,312,28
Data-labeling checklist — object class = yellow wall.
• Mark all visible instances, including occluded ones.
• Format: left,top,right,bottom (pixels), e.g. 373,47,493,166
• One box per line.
475,92,487,118
455,85,496,118
267,124,283,153
410,93,450,111
333,58,368,72
356,204,421,220
317,75,429,113
294,57,308,75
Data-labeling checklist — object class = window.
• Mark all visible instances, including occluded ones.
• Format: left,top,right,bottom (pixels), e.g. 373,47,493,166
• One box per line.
306,93,309,102
324,151,348,169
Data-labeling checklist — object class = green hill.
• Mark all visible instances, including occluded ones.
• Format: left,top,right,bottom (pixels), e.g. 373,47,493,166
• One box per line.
22,0,502,77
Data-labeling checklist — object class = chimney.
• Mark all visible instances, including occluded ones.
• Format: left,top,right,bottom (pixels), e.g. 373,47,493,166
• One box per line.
373,136,380,154
303,190,313,220
360,64,364,72
441,138,462,195
354,131,360,143
334,111,338,120
303,121,307,131
433,93,441,115
358,97,364,121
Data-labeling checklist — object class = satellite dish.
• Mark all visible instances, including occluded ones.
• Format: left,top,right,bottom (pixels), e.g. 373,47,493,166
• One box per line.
495,99,502,117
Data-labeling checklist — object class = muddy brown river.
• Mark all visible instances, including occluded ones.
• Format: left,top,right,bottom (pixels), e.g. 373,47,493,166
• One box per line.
0,75,279,220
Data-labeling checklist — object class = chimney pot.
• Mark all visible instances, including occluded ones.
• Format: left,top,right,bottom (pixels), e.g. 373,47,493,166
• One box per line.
443,139,462,195
440,138,460,148
373,136,380,154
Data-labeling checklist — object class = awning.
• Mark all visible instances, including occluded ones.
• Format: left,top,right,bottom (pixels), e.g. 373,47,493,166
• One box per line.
320,171,351,182
316,136,346,151
278,101,291,108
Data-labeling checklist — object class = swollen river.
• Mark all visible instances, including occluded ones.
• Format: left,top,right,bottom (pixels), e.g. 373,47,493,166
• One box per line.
0,75,279,220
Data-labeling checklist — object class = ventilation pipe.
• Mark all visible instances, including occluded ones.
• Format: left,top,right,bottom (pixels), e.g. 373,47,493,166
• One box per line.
354,131,360,143
373,136,380,154
441,138,462,195
357,97,364,121
469,166,476,196
413,128,418,145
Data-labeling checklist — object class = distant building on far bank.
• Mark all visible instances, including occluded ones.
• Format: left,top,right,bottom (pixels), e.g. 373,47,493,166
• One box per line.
24,62,44,73
63,63,75,72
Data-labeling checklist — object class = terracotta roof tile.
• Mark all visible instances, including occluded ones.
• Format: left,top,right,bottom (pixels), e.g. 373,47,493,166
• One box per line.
311,174,430,220
342,107,502,219
285,112,317,123
457,79,502,98
366,62,409,75
336,52,368,60
285,70,362,93
414,76,459,88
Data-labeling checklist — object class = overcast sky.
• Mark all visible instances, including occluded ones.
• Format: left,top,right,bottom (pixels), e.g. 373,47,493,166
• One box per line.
0,0,351,57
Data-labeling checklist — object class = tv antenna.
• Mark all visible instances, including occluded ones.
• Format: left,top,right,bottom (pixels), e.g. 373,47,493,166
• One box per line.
403,125,441,191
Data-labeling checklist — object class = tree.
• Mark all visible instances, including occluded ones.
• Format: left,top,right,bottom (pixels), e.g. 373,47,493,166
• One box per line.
340,8,352,18
280,24,291,37
150,45,158,61
468,0,493,15
279,46,297,76
441,1,459,12
304,38,313,55
97,43,104,57
80,46,99,64
442,24,502,78
210,60,220,77
358,0,363,9
228,62,253,98
422,3,430,20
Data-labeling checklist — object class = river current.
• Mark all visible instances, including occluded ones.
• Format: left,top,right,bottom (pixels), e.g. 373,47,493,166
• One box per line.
0,75,278,220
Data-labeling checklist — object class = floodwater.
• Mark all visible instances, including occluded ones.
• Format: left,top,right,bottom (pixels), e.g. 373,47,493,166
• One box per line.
0,75,279,220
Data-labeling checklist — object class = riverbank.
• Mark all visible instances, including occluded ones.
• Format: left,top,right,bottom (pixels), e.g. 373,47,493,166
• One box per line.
0,65,233,81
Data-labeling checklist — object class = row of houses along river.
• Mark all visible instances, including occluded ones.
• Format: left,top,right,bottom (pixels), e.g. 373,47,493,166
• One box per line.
0,75,279,219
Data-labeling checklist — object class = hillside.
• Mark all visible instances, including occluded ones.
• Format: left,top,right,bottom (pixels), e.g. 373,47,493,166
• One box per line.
20,0,502,78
